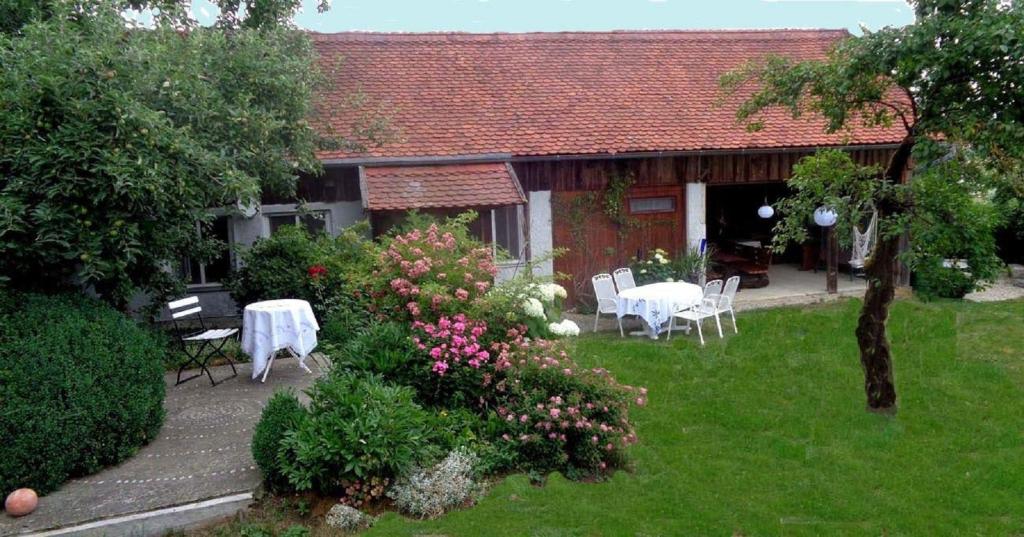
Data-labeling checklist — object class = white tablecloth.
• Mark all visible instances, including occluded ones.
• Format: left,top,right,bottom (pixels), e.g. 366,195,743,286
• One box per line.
616,282,704,335
241,299,320,380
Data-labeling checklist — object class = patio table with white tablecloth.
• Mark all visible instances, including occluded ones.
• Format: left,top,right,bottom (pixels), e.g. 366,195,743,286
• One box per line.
616,282,704,337
241,299,320,381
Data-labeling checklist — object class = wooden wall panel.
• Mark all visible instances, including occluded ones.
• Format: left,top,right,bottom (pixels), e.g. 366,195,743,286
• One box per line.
514,147,896,192
551,185,685,306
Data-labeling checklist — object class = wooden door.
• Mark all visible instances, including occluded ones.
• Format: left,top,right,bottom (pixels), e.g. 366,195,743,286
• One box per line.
552,185,685,307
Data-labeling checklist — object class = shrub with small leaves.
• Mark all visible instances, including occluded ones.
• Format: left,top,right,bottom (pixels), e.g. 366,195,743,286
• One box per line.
388,448,482,519
0,291,166,495
324,503,376,532
252,390,308,490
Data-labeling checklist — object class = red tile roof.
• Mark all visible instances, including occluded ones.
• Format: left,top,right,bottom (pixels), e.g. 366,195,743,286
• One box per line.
361,162,526,210
312,30,905,161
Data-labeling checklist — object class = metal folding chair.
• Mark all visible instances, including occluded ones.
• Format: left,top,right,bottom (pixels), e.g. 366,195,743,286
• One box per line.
168,296,239,386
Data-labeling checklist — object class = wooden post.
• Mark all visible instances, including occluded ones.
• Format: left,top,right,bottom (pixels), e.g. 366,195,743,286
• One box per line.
826,225,838,294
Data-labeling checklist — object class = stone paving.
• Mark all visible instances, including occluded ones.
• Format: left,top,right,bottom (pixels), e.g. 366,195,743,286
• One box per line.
0,357,323,536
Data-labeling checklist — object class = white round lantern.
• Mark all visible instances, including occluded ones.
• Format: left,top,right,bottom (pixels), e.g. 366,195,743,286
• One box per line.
813,206,838,227
757,204,775,219
237,198,258,219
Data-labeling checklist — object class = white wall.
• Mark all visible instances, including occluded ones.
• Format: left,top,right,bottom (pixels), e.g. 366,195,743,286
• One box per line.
685,182,706,252
528,190,554,277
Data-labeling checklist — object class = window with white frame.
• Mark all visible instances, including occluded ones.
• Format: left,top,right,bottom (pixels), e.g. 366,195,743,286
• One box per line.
628,196,676,214
268,210,330,236
181,215,232,286
490,205,524,261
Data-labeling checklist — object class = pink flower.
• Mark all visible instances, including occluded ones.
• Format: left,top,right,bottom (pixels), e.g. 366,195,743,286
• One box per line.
455,288,469,301
432,361,449,375
406,302,421,317
549,408,561,418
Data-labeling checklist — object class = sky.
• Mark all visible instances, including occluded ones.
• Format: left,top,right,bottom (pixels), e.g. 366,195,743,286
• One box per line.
184,0,915,34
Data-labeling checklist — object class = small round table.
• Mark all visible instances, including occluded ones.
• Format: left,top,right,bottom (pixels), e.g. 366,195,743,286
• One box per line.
616,282,703,339
241,299,320,382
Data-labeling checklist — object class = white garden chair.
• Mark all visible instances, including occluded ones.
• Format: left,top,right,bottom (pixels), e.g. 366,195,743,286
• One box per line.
591,273,624,337
715,275,740,334
612,267,636,292
168,296,239,386
666,279,723,345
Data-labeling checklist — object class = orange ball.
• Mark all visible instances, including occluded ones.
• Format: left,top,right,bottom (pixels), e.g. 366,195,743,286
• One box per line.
4,488,38,517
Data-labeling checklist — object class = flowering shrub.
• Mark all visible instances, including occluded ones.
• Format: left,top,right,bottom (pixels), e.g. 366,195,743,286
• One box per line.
413,314,491,376
409,313,512,408
365,214,497,323
548,319,581,337
631,248,675,285
226,223,372,319
254,214,644,509
387,447,482,519
482,278,573,339
493,341,644,477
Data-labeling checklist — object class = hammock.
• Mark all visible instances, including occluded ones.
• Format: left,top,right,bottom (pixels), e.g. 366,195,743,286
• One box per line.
849,211,878,271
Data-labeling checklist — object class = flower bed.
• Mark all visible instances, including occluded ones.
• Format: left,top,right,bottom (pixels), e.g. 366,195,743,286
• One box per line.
252,213,643,520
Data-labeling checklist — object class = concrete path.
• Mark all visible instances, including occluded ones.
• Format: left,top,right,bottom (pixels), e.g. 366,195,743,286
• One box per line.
0,357,323,536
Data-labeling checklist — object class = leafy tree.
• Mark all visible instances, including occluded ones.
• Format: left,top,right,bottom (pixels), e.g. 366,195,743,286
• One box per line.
721,0,1024,412
0,0,384,308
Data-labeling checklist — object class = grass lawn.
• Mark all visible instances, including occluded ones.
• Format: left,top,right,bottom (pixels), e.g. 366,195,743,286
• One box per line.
369,298,1023,536
197,298,1024,536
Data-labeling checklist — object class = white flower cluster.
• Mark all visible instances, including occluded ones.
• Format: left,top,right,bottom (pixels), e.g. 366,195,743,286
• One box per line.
388,448,482,519
535,282,568,302
521,297,546,319
548,319,581,337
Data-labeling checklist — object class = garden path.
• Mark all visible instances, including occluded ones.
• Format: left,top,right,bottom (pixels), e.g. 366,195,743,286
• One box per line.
0,358,323,536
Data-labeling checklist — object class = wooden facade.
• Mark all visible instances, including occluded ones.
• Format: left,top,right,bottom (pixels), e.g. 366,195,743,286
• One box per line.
513,147,895,192
513,146,897,305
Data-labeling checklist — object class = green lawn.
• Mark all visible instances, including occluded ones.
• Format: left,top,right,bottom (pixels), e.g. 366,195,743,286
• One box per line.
364,298,1024,536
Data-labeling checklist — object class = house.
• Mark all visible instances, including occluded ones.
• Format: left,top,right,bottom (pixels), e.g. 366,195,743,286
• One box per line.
192,29,906,314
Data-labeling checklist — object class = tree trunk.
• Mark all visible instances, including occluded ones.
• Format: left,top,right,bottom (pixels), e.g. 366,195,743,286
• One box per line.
854,136,914,413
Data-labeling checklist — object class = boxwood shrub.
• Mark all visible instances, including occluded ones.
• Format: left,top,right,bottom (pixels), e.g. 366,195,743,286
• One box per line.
0,292,166,496
251,390,308,491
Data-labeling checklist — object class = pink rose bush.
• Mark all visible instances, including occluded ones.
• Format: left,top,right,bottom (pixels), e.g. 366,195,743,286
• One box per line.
366,217,497,323
489,339,644,475
412,314,491,375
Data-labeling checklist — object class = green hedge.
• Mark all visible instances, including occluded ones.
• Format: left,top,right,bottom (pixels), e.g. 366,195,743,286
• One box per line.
0,292,166,495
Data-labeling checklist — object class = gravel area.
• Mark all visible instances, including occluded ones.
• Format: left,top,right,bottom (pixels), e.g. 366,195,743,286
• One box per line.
964,274,1024,303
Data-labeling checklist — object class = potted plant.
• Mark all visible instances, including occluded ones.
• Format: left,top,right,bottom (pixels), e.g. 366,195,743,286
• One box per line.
675,245,715,287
